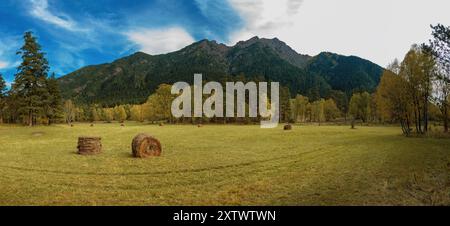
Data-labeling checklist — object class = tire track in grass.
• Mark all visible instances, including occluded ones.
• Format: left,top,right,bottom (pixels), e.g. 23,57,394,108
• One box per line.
0,147,333,177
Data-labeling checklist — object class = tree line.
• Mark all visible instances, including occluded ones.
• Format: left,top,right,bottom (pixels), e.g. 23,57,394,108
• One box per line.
375,24,450,135
0,26,449,136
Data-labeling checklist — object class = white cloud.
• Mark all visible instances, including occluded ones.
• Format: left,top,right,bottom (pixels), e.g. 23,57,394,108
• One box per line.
0,60,9,69
126,27,195,55
228,0,450,67
0,36,21,70
228,0,303,44
0,60,21,70
29,0,84,32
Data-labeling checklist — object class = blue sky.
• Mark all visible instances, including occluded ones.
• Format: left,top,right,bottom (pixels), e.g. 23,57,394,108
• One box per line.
1,0,450,86
0,0,243,84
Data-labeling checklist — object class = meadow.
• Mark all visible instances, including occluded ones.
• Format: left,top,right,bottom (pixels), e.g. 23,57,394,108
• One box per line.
0,123,449,206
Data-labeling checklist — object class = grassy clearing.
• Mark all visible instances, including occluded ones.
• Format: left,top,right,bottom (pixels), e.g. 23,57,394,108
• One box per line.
0,123,449,206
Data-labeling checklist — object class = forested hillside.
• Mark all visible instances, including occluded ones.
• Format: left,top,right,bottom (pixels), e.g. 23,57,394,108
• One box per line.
59,37,384,106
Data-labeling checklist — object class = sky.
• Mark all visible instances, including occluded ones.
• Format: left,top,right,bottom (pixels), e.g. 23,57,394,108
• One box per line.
1,0,450,86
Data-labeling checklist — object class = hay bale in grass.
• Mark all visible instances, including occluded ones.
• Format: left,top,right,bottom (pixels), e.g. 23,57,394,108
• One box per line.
159,123,164,127
132,133,162,158
121,123,125,127
198,124,203,128
90,124,94,127
77,137,102,155
284,124,292,130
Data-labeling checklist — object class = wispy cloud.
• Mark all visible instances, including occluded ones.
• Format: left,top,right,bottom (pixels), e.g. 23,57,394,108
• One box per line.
0,35,21,71
0,60,9,69
126,27,195,55
29,0,85,32
0,60,20,70
227,0,304,44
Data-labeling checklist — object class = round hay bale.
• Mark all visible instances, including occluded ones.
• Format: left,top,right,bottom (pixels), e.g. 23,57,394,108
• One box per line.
284,124,292,130
77,137,102,155
90,124,94,127
132,133,162,158
159,123,164,127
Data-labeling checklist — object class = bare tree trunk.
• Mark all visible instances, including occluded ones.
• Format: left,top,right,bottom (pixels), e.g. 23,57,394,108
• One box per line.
404,114,412,136
400,120,407,135
423,100,428,133
416,105,423,134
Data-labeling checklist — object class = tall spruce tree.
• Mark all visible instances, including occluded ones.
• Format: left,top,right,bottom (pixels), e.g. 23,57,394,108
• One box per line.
280,86,292,123
44,73,63,124
0,73,6,124
12,31,50,126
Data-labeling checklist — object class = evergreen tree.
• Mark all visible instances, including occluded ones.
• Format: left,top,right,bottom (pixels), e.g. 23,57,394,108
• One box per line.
0,73,6,124
12,32,50,126
44,73,63,124
280,86,292,122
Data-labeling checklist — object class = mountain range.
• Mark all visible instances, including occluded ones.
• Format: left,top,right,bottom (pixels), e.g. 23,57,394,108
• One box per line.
58,36,384,106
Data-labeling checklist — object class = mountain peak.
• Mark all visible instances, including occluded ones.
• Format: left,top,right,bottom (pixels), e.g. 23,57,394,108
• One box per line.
233,36,312,68
235,36,261,47
248,36,260,41
179,38,229,57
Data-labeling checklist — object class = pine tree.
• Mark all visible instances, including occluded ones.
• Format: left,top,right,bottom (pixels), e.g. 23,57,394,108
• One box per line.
0,73,7,124
280,86,292,122
44,73,63,124
12,32,50,126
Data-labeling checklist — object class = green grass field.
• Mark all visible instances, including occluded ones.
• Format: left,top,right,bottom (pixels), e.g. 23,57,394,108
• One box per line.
0,123,449,206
